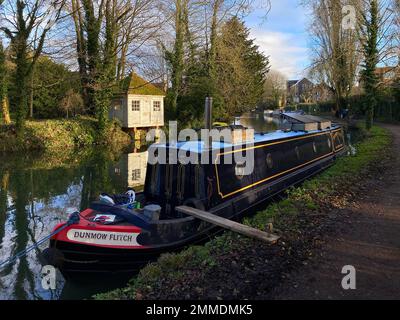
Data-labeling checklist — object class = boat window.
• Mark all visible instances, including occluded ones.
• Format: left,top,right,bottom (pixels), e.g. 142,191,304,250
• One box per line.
266,153,273,169
150,164,159,195
235,162,246,180
339,132,344,144
195,165,201,197
312,142,317,153
327,137,332,149
165,165,173,198
177,164,185,201
295,146,300,160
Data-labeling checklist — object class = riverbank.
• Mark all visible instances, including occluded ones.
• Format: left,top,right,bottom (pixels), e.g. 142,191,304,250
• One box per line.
0,117,131,155
95,124,392,300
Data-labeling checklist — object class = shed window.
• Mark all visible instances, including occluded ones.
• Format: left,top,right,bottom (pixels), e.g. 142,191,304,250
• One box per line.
113,99,122,111
153,101,161,112
132,100,140,111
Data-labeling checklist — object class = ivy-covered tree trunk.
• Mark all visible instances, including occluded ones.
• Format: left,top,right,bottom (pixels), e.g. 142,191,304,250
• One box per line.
168,0,185,118
0,41,11,125
82,0,102,116
361,0,379,130
95,0,118,133
208,0,221,81
71,0,89,110
14,30,29,133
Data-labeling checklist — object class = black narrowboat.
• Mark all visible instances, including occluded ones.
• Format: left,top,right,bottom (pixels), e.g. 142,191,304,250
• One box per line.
44,121,346,274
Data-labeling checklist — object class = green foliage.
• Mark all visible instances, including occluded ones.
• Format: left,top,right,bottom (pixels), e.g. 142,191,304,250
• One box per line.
95,124,391,300
8,56,81,119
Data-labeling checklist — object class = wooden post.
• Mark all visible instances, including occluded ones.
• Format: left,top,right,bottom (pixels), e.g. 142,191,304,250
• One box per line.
176,206,280,244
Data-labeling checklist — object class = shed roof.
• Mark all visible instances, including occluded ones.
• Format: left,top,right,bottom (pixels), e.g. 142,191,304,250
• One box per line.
119,73,165,96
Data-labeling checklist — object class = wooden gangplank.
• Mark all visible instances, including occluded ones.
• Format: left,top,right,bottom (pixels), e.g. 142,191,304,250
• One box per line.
176,206,280,244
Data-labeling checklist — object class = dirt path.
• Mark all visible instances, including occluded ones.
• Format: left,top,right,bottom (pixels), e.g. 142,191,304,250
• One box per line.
271,124,400,300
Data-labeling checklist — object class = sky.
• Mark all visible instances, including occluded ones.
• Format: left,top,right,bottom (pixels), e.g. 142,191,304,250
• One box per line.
245,0,311,80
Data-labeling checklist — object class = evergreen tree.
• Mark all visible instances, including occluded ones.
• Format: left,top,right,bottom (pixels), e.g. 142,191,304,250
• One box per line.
215,17,269,120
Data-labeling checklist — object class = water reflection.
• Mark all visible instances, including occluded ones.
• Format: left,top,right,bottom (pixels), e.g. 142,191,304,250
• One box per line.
235,112,279,132
110,151,148,190
0,152,132,299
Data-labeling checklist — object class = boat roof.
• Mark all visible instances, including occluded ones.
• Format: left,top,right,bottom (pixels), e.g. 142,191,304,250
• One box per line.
151,125,341,154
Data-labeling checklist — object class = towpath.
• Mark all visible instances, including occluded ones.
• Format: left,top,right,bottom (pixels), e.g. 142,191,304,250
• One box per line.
272,124,400,299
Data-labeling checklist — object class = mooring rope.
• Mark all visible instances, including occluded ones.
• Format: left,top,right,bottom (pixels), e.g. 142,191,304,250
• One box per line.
0,212,80,270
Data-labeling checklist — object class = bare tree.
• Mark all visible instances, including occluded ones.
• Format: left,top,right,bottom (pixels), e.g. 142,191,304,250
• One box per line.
60,88,84,118
305,0,362,112
262,70,287,109
394,0,399,71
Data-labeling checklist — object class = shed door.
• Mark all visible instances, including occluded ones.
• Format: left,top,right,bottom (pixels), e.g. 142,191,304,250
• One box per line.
131,99,141,125
142,99,151,125
151,100,162,124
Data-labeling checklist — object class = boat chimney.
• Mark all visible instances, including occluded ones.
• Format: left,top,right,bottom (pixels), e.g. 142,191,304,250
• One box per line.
204,97,213,149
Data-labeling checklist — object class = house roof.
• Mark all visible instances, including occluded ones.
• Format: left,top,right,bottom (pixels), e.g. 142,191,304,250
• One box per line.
287,80,298,88
375,66,397,78
288,78,314,87
119,73,165,96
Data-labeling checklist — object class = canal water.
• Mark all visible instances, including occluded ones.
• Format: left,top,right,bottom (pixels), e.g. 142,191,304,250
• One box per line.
0,113,279,300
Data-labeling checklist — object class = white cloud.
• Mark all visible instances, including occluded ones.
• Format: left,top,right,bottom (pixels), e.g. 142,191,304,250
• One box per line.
250,29,308,79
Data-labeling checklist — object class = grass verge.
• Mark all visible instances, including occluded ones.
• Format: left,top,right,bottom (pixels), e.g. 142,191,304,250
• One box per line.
0,116,131,154
95,125,391,300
